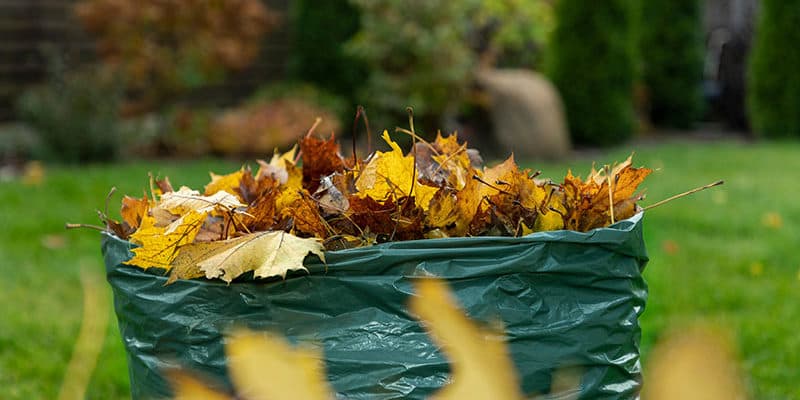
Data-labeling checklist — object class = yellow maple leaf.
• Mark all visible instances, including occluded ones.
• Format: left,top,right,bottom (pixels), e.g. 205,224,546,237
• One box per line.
410,279,524,400
196,231,325,283
427,189,458,232
204,168,246,199
452,177,482,236
225,329,333,400
355,130,437,210
126,211,207,270
477,156,516,198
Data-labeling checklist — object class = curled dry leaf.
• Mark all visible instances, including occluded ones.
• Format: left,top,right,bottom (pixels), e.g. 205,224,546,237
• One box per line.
300,134,347,193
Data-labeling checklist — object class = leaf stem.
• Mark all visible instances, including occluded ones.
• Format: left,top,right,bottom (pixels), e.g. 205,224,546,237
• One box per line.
65,223,107,232
605,165,615,224
305,117,322,138
407,107,417,198
395,127,439,156
472,175,513,196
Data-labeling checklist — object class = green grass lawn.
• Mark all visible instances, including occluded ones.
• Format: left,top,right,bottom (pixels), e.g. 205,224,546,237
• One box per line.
1,139,797,399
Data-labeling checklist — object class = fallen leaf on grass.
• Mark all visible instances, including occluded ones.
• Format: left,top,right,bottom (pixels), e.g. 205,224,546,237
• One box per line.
761,212,782,229
22,160,45,186
41,234,67,250
661,239,680,255
643,325,746,400
749,261,764,277
57,267,110,400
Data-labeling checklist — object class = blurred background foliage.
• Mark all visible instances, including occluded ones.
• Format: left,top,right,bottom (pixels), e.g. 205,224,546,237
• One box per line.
639,0,705,130
747,0,800,138
15,49,124,163
547,0,637,146
5,0,794,164
8,0,786,163
73,0,278,111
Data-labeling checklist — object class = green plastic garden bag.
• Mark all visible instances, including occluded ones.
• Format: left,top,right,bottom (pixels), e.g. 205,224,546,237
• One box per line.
102,213,648,399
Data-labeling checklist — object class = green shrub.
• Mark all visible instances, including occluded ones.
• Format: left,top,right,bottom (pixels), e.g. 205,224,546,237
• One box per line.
286,0,367,105
470,0,554,69
343,0,554,133
547,0,636,146
639,0,703,129
747,0,800,138
15,54,124,163
346,0,476,133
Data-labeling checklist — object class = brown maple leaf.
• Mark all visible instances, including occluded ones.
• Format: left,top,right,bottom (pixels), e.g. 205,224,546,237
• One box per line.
300,134,346,193
281,195,329,238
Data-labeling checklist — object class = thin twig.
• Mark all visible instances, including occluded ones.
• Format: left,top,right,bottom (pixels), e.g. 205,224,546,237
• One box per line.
351,107,360,167
473,175,513,196
103,187,116,221
430,142,467,178
362,106,372,156
407,107,417,198
643,180,725,211
395,127,440,156
65,223,107,232
305,117,323,138
605,165,615,224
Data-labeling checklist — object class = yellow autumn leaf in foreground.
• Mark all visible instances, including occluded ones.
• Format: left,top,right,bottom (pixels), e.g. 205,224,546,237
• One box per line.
226,329,333,400
176,231,325,283
410,279,524,400
169,371,233,400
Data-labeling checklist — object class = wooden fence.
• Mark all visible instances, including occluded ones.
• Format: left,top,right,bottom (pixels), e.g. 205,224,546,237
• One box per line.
0,0,291,121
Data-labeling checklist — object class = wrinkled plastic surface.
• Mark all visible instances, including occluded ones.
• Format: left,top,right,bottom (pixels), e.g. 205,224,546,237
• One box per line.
102,213,648,400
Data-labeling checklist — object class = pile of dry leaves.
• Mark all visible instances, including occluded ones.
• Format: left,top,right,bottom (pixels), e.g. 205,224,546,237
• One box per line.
103,129,651,283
